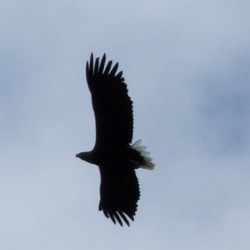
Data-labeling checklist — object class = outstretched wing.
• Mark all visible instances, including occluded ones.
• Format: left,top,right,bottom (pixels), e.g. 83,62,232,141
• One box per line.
98,164,140,226
86,53,133,148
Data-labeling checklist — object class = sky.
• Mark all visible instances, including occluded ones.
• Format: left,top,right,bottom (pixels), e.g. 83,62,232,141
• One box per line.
1,0,250,249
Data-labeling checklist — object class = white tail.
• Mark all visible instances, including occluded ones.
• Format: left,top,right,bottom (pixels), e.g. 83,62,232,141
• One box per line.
131,139,155,170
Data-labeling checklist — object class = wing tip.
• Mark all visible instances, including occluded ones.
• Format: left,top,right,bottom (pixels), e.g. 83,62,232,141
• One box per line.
99,202,135,227
87,53,125,79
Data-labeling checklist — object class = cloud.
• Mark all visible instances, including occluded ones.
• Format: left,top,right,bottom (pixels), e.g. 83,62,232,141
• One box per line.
1,0,250,249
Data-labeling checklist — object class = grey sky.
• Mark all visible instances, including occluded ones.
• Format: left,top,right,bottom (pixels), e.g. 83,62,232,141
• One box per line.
1,0,250,249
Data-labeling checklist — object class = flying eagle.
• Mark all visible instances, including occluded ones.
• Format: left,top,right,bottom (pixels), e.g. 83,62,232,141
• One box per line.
76,54,154,226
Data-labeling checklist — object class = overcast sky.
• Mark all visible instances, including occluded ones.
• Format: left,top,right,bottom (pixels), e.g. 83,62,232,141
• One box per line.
1,0,250,249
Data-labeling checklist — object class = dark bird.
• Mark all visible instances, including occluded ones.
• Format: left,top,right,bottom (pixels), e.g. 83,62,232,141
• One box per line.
76,53,154,226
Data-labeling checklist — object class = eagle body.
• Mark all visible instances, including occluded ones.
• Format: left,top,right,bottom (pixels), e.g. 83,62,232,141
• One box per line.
76,144,146,167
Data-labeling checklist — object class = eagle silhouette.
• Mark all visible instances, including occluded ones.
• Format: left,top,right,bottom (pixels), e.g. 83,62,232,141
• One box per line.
76,54,154,226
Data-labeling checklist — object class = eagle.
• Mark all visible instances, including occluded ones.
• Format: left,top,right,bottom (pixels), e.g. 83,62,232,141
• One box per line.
76,54,154,226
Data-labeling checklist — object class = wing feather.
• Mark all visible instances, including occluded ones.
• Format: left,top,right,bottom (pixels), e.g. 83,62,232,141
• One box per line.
109,62,119,77
99,54,106,73
103,61,112,75
98,164,140,226
86,53,133,148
